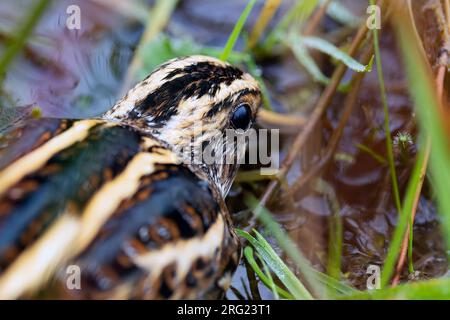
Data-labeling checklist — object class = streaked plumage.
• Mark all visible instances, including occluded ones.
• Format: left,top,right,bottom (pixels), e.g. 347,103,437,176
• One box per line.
0,56,261,299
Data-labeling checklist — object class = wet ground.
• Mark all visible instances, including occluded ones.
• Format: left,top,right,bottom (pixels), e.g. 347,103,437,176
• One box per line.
0,0,448,299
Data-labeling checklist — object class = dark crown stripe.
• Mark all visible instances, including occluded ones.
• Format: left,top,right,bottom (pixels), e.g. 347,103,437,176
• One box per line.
130,61,244,124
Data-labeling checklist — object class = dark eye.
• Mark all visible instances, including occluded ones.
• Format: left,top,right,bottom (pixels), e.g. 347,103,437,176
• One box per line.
230,104,252,131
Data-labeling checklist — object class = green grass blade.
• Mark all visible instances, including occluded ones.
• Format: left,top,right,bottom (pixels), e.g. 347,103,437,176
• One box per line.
392,5,450,251
237,229,313,300
288,36,330,84
244,194,359,298
408,209,415,273
355,143,388,165
314,180,342,280
324,190,343,283
302,36,373,73
258,251,281,300
264,0,319,50
381,142,427,287
248,0,282,49
121,0,178,91
245,194,325,298
0,0,50,84
243,246,292,299
370,1,403,283
220,0,257,61
310,269,359,296
239,223,359,299
137,34,251,79
287,33,353,91
370,0,402,216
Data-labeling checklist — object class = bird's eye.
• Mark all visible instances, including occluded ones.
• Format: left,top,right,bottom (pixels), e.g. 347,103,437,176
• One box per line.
230,104,252,131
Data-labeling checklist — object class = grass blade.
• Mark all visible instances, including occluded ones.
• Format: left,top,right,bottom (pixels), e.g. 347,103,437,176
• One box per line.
310,269,359,296
220,0,257,61
392,2,450,251
243,246,292,299
121,0,178,91
381,140,428,287
355,143,388,165
370,0,402,215
287,33,355,90
264,0,319,50
288,36,330,84
341,278,450,300
248,0,282,49
238,229,313,300
245,194,325,298
244,194,359,298
259,251,281,300
370,0,403,286
302,36,373,72
0,0,50,84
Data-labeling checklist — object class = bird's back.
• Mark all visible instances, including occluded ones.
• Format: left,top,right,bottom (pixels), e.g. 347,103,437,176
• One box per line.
0,117,239,299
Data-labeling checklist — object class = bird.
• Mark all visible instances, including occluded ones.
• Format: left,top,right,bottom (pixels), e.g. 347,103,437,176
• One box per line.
0,55,261,299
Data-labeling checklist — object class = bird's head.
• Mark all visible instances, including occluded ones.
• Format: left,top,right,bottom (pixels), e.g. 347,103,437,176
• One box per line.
104,55,262,197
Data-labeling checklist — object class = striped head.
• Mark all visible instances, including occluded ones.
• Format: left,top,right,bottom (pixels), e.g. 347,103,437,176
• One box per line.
104,56,261,196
